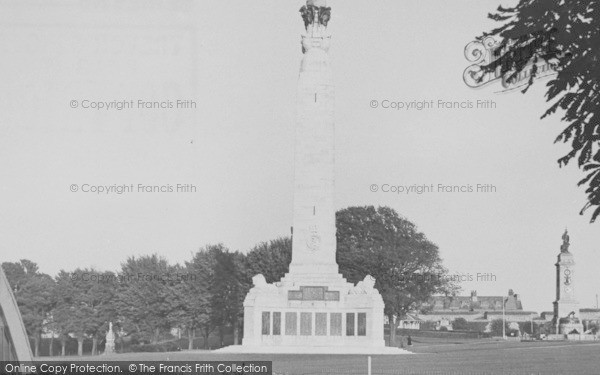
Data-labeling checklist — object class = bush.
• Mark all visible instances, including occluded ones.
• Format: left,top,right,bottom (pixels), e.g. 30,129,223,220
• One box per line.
419,321,437,331
397,328,489,339
452,318,469,331
518,321,542,335
466,321,488,333
489,319,510,337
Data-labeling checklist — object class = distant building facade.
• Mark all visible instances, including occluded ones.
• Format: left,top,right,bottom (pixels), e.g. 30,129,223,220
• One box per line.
412,289,538,331
402,231,600,337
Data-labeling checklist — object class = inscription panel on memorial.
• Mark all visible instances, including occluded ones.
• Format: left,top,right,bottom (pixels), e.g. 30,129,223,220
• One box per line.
346,313,355,336
303,287,324,300
315,313,327,336
330,313,342,336
288,286,340,301
285,312,297,335
288,291,303,300
262,312,270,335
325,291,340,301
357,313,366,336
300,312,312,336
273,312,281,335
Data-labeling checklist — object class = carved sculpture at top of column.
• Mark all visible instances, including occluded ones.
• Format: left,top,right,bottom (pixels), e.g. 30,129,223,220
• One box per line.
299,0,332,53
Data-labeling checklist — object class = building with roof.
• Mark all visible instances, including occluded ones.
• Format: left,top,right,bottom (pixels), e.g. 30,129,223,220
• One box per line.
426,289,524,312
413,289,539,331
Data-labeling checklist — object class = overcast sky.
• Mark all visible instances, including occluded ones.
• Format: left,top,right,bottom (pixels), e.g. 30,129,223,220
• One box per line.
0,0,597,313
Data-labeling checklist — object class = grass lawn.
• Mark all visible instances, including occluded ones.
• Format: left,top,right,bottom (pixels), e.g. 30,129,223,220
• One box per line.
44,339,600,375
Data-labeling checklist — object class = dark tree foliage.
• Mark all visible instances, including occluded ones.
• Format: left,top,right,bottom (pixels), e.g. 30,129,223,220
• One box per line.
452,317,469,331
2,260,55,357
336,206,456,344
243,237,291,284
518,320,540,335
209,246,245,347
481,0,600,222
84,270,117,355
117,255,178,344
51,268,117,356
168,246,215,350
489,318,511,337
49,278,76,356
54,270,91,356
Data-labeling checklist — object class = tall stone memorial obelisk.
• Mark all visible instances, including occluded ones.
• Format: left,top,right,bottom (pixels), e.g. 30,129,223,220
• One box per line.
288,0,337,279
225,1,402,354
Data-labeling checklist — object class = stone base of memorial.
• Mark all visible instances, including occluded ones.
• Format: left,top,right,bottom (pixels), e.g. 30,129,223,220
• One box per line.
215,274,409,355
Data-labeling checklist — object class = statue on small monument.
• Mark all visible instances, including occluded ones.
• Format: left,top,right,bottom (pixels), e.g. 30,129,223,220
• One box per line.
104,322,115,355
560,229,570,253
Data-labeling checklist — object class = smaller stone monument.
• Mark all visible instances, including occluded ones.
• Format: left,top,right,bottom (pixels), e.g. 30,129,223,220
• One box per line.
552,230,584,335
104,322,116,355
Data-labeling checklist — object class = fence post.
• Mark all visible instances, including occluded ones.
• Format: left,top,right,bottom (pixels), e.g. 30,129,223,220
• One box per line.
367,355,372,375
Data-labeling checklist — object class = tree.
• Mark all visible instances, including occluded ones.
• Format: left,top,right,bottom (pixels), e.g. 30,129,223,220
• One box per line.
480,0,600,222
168,247,216,350
49,301,73,356
489,318,510,337
54,269,98,356
518,320,540,336
116,255,178,344
194,248,219,349
243,237,291,284
83,270,117,355
538,321,555,336
2,260,55,357
230,251,247,345
209,246,245,347
452,317,469,331
467,321,489,333
336,206,456,346
2,259,40,291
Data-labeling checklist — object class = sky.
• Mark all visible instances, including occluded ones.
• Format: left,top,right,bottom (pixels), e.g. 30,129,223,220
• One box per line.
0,0,598,314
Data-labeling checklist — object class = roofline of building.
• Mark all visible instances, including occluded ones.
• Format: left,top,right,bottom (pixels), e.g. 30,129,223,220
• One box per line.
485,311,538,315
